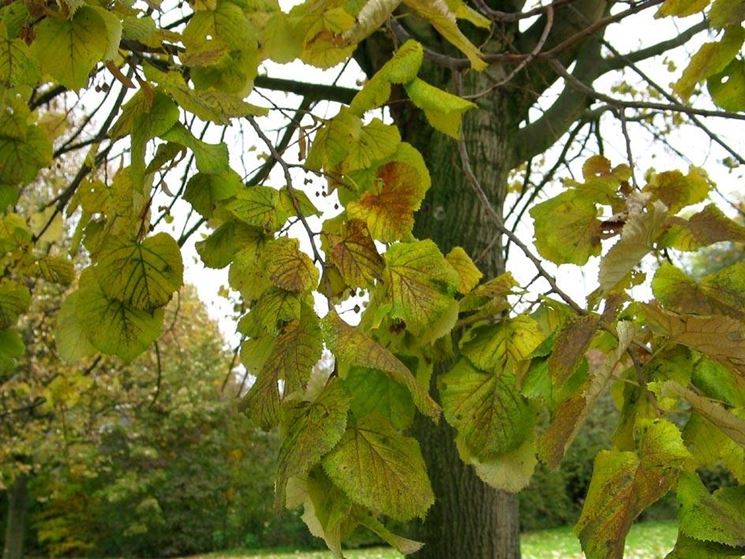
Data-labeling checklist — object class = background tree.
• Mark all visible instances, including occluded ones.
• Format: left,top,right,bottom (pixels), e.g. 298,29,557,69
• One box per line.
0,1,744,559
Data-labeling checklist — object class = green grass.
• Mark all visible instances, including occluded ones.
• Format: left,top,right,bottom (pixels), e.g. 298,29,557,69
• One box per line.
188,520,678,559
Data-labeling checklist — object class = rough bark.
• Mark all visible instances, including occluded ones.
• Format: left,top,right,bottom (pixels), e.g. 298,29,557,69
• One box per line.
3,475,29,559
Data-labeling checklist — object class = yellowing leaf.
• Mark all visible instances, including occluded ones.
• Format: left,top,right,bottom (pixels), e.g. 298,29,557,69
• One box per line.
548,314,601,387
184,170,243,219
457,432,537,493
324,219,383,289
225,186,285,231
446,247,482,294
322,414,434,521
531,191,602,265
94,233,183,311
0,281,30,329
263,237,319,293
322,311,440,420
382,240,459,339
664,204,745,250
643,168,711,213
656,0,709,17
459,315,543,374
404,78,476,139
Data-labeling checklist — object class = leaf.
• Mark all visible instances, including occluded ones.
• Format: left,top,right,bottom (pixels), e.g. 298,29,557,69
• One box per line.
709,0,745,27
322,414,434,521
382,240,459,339
683,413,745,483
643,168,711,213
404,78,476,139
278,381,350,489
458,432,538,493
540,322,635,468
348,145,430,242
656,0,709,17
548,314,601,387
708,59,745,111
674,25,744,99
341,0,400,45
196,220,262,269
439,358,534,459
342,119,401,172
322,311,440,420
55,291,96,362
324,219,383,289
676,473,745,549
238,288,302,338
642,304,745,377
76,272,164,362
576,420,691,559
599,200,668,294
35,255,75,285
446,247,482,294
161,123,230,174
530,190,602,265
94,233,183,311
661,381,745,447
0,122,52,187
0,29,40,87
0,281,30,329
31,6,119,89
342,367,415,430
357,514,424,555
225,185,285,230
664,204,745,250
184,170,243,219
402,0,487,70
263,237,319,292
653,262,745,321
0,328,24,373
459,315,543,374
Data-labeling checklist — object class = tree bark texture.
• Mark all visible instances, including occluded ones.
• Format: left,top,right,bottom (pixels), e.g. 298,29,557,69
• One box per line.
3,475,29,559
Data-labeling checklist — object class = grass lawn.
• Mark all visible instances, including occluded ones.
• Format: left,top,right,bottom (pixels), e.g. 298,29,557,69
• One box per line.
189,520,678,559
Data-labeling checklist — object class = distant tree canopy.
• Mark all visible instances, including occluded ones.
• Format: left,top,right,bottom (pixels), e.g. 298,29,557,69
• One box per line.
0,1,745,558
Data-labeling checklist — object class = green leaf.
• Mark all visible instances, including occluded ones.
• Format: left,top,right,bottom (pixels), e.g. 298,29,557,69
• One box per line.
322,311,440,420
0,27,40,87
263,237,319,292
31,6,119,89
35,255,75,286
0,122,52,187
94,233,183,311
55,290,96,362
439,358,534,459
0,328,24,372
342,119,401,172
76,272,164,362
677,473,745,549
404,78,476,139
322,414,434,521
278,381,350,489
674,25,745,99
0,281,30,329
456,432,537,493
656,0,709,17
683,413,745,483
576,420,691,559
162,123,230,174
238,288,302,338
225,186,285,231
382,240,459,340
196,220,262,269
599,201,668,294
184,170,243,219
708,59,745,111
530,190,602,266
709,0,745,27
342,367,415,430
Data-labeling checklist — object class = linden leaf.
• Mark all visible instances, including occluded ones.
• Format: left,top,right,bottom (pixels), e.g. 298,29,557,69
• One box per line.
278,381,350,489
404,78,476,139
0,30,40,87
0,281,30,329
76,272,164,362
683,413,745,483
548,314,601,387
576,420,690,559
439,358,534,459
446,247,482,294
55,291,96,362
342,119,401,172
530,191,602,266
642,304,745,377
263,237,319,293
196,220,263,269
342,367,415,430
225,186,285,231
459,315,543,374
457,432,537,493
382,240,459,339
238,288,302,338
322,311,440,420
656,0,709,17
599,201,668,294
348,146,430,242
708,59,745,112
643,168,711,213
0,328,24,373
184,170,243,219
35,255,75,286
324,219,384,288
31,6,120,89
677,473,745,548
95,233,184,311
322,413,434,521
664,204,745,250
710,0,745,27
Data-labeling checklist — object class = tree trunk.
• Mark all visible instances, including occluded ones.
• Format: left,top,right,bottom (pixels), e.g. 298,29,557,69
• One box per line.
3,475,29,559
404,65,525,559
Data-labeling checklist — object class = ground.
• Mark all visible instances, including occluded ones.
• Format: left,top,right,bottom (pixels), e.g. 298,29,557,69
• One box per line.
189,521,678,559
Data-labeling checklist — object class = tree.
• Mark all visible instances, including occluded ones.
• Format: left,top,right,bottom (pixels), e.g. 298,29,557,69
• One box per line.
1,1,744,558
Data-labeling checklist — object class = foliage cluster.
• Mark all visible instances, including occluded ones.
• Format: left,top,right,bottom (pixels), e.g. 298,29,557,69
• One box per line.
0,0,744,558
